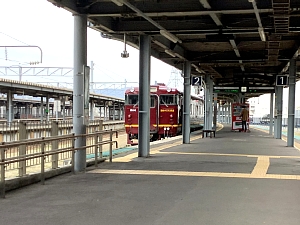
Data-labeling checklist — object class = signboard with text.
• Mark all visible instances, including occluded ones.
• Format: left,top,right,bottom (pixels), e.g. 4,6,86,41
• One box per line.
276,75,289,86
191,76,202,86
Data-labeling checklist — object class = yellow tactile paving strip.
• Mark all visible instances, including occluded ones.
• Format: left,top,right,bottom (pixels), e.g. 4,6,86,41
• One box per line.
89,169,300,180
251,156,270,176
91,125,300,181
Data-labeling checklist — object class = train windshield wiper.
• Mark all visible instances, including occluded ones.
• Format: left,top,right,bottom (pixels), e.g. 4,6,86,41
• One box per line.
161,99,168,107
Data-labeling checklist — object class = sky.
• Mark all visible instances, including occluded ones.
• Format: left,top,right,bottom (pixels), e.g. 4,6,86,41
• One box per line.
0,0,178,87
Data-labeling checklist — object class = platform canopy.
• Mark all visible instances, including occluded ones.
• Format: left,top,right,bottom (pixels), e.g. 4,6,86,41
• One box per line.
48,0,300,99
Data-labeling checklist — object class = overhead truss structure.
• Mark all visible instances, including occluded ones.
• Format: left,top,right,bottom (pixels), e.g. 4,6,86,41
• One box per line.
47,0,300,98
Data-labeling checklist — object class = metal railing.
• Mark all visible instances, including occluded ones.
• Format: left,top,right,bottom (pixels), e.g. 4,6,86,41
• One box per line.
0,119,124,142
0,129,118,198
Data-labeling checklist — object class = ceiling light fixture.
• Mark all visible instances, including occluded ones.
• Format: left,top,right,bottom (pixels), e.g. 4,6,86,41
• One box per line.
121,34,129,58
160,30,182,44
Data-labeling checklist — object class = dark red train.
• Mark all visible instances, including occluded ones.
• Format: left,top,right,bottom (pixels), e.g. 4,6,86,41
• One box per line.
124,83,203,145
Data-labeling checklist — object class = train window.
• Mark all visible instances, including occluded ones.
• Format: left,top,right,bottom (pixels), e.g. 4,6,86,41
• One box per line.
125,95,139,105
160,95,178,105
150,96,156,107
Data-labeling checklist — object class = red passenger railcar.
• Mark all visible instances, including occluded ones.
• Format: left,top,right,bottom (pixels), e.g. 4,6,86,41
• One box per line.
125,83,183,145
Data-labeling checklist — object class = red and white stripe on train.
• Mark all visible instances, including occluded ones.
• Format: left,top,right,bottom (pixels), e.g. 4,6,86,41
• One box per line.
124,83,203,145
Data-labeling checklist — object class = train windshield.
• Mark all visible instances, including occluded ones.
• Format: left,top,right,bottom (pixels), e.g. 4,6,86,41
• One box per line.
125,95,138,105
126,95,156,107
160,95,178,105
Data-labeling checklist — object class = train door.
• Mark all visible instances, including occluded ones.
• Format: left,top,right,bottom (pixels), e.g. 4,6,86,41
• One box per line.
150,95,158,135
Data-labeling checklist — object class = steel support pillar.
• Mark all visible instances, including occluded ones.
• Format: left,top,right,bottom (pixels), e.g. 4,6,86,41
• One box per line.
213,93,217,129
73,14,87,172
206,76,213,130
138,35,151,157
183,61,191,144
269,93,274,136
229,103,232,124
204,76,208,130
274,86,283,139
287,58,296,146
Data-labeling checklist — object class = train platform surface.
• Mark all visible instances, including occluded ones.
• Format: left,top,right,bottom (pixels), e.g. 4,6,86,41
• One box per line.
1,125,300,225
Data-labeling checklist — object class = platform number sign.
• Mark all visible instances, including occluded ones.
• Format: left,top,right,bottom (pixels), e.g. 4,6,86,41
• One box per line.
192,76,202,86
276,75,289,86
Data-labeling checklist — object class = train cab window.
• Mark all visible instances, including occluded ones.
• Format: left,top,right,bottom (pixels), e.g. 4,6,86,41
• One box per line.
150,96,156,107
160,95,178,105
125,95,138,105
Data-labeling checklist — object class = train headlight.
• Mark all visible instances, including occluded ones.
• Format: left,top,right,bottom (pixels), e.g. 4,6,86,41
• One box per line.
130,87,134,92
170,114,173,118
128,114,132,118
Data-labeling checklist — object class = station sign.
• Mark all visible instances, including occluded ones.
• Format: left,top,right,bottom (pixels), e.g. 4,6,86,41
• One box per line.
276,75,289,86
214,86,275,94
191,76,202,86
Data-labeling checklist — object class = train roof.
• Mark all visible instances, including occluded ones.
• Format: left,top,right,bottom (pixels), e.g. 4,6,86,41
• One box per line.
125,83,181,95
125,83,204,102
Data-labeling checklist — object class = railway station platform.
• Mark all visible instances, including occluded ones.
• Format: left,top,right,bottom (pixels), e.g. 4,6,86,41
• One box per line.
1,125,300,225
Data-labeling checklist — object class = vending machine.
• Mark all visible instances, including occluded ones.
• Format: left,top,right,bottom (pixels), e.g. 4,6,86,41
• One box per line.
231,103,250,131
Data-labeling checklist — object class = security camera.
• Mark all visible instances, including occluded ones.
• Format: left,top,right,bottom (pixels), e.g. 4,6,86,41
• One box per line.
121,50,129,58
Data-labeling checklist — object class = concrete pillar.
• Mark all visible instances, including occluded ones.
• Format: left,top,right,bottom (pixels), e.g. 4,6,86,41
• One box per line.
183,61,191,144
25,103,28,119
287,58,296,146
90,101,94,121
46,95,49,122
138,35,151,157
118,103,121,120
104,105,107,121
40,97,44,122
113,102,115,121
73,14,87,172
51,121,59,169
18,122,27,176
7,90,13,123
62,97,66,120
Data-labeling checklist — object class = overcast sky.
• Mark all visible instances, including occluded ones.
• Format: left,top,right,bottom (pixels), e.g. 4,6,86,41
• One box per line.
0,0,177,86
